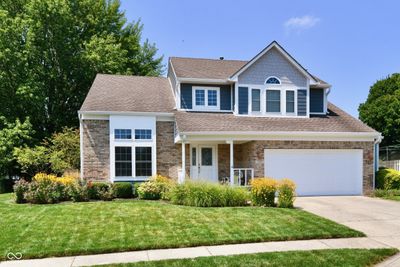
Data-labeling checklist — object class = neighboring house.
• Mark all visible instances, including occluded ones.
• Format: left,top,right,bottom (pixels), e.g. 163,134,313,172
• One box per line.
79,41,382,196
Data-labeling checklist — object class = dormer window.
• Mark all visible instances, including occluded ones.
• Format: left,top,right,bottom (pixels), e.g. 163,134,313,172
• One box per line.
265,76,281,85
193,86,220,110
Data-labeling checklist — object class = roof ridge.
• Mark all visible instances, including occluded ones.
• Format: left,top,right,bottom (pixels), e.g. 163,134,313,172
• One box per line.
169,56,247,62
96,73,167,79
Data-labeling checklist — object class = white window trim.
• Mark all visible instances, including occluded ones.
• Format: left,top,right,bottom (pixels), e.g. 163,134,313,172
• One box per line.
114,129,132,140
285,89,296,115
134,129,153,141
265,89,282,114
192,86,220,111
110,116,157,183
250,88,262,113
237,83,310,118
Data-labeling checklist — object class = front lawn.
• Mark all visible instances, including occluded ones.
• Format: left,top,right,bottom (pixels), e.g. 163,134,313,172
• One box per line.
0,193,363,260
382,196,400,201
99,249,398,267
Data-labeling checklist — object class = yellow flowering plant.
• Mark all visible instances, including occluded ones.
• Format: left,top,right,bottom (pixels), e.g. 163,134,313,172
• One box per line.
250,178,278,207
277,178,296,208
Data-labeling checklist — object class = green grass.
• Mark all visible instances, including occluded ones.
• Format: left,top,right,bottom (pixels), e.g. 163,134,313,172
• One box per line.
99,249,398,267
382,196,400,201
0,193,364,260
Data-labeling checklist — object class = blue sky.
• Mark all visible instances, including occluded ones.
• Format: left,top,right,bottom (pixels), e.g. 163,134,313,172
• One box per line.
120,0,399,117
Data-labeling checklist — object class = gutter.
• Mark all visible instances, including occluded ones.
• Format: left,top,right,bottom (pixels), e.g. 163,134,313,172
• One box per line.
178,131,381,138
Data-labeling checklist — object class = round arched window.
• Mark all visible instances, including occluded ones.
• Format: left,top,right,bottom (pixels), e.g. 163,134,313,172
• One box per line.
265,77,281,84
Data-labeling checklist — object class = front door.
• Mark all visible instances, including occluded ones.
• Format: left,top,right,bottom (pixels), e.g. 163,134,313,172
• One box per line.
190,145,217,182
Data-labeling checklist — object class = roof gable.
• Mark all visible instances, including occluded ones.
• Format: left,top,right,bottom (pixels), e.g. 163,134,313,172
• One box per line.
230,41,317,84
237,46,308,87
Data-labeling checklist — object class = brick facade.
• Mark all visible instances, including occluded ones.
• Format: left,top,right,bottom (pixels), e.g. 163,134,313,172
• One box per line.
240,140,374,193
82,120,110,181
156,121,189,180
81,119,375,194
218,144,244,179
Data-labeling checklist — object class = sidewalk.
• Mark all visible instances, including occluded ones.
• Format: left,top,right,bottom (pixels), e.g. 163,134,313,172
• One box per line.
0,237,393,267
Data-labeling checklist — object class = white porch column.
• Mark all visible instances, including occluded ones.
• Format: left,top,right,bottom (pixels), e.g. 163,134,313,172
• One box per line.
180,142,186,183
228,140,234,185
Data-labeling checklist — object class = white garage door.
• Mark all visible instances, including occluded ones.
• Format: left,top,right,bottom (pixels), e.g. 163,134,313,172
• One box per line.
264,149,363,196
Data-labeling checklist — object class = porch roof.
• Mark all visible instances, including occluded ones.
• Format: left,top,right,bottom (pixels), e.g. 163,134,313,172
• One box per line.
175,103,377,134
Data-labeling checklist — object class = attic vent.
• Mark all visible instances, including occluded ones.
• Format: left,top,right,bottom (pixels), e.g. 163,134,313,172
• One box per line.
219,57,224,60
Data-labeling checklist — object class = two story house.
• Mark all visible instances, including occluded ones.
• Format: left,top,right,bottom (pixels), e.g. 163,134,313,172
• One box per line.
79,41,382,196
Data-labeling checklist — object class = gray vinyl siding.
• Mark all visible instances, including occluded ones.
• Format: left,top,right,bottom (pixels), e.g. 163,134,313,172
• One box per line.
180,83,232,111
237,47,307,87
180,84,192,109
310,89,324,113
220,85,232,110
167,63,177,94
297,89,307,116
238,87,249,114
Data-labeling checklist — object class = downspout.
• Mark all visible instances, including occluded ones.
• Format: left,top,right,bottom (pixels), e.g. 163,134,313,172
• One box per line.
373,135,383,189
325,87,331,114
79,113,84,181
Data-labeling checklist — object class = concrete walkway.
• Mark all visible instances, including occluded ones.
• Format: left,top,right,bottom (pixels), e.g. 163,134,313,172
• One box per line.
0,237,392,267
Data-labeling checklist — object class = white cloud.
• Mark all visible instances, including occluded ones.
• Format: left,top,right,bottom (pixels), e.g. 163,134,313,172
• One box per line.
284,15,320,33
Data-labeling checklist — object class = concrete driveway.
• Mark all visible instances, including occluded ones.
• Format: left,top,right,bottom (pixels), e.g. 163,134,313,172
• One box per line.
296,196,400,249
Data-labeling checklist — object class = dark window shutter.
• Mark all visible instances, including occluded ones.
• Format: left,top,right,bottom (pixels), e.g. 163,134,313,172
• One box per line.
238,87,248,114
297,89,307,116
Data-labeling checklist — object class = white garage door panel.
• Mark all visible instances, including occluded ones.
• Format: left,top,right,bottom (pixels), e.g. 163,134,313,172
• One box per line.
264,149,363,196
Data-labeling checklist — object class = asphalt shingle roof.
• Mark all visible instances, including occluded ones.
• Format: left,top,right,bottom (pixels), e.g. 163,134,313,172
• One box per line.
175,103,376,133
170,57,247,80
169,57,330,87
80,74,175,113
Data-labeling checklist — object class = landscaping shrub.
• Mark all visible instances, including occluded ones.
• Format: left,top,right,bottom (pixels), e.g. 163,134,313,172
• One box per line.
137,175,175,200
373,189,400,198
69,183,89,202
277,179,296,208
98,187,114,201
87,182,110,200
13,179,29,203
376,168,400,190
223,186,250,207
113,182,133,198
137,181,164,200
0,177,14,193
152,175,175,200
250,178,278,207
169,181,249,207
133,182,142,198
33,172,77,186
24,180,65,204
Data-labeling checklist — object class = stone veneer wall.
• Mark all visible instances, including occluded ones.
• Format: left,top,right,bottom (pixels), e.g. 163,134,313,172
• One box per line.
156,121,189,180
240,140,374,193
82,120,110,181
